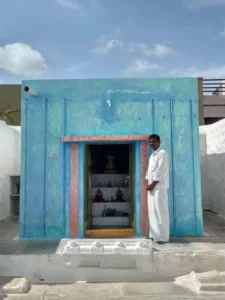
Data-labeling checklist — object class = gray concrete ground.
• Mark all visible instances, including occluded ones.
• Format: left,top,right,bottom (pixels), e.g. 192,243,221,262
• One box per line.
0,282,225,300
0,210,225,243
0,215,18,241
0,211,225,253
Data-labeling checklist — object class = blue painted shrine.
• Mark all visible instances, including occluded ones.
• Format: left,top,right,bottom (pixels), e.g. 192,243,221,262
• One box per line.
19,78,203,238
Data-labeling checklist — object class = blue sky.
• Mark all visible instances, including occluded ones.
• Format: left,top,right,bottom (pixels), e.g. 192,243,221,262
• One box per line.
1,0,225,82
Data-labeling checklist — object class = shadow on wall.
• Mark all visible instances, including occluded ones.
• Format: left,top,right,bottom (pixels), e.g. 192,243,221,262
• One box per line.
199,119,225,218
205,153,225,217
199,127,208,209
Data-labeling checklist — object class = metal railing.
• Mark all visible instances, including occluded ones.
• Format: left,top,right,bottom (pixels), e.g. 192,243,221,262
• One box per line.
203,79,225,95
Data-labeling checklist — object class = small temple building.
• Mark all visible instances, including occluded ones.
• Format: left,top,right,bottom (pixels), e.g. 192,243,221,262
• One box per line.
19,78,203,239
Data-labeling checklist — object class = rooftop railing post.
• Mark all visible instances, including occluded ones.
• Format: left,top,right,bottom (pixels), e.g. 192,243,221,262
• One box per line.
198,77,204,125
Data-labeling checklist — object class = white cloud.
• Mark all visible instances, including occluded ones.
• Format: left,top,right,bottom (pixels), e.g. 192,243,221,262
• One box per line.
219,27,225,37
92,36,176,57
183,0,225,8
126,60,161,74
53,0,81,11
128,43,150,55
129,43,176,57
170,65,225,78
154,44,176,56
0,43,47,76
92,37,124,54
66,61,89,72
53,0,104,16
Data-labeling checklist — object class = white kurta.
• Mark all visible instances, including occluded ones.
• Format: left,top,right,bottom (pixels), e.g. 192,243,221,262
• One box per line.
145,147,170,242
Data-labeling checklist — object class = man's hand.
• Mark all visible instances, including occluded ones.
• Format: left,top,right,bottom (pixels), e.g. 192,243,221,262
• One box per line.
146,183,154,191
146,181,158,191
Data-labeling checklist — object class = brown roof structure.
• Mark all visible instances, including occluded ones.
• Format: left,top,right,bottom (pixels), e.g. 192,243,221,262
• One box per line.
0,84,21,125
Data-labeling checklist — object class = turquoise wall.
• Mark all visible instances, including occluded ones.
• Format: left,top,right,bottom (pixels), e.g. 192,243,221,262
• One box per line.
20,78,203,238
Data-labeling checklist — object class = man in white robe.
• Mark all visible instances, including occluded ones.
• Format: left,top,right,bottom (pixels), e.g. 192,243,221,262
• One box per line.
145,134,170,244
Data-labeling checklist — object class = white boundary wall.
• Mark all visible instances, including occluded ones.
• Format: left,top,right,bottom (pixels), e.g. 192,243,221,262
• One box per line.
199,119,225,217
0,121,21,220
0,118,224,221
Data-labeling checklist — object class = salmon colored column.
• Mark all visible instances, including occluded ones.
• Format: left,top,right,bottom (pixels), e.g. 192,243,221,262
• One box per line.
70,143,79,237
141,141,149,236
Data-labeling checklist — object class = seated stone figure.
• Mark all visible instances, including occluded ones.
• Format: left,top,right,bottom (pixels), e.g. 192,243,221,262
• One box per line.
104,155,117,174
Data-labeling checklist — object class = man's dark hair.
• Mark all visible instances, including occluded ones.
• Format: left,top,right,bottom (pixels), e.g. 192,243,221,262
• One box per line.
148,134,160,142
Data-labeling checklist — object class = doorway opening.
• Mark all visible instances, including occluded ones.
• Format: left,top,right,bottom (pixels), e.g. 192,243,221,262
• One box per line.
10,175,20,216
85,143,134,237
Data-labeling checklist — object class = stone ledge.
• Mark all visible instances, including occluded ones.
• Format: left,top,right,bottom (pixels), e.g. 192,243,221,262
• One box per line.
2,278,31,294
2,239,225,255
60,239,153,255
175,270,225,294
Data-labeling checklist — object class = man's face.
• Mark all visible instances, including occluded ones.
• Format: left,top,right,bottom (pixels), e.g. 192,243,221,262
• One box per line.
149,138,160,151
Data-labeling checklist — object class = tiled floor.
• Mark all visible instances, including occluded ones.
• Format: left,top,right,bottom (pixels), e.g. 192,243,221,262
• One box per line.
0,210,225,242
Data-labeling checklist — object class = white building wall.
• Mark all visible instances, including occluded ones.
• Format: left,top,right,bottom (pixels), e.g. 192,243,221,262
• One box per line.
0,121,21,220
199,119,225,218
0,117,224,221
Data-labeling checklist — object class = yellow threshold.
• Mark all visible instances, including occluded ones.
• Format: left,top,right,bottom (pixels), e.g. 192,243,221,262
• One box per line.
85,228,135,238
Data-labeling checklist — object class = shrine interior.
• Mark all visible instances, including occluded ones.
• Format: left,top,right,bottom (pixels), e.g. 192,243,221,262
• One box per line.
87,143,133,230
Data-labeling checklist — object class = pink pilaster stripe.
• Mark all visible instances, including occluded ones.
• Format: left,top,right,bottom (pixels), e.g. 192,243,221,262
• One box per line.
70,143,79,237
141,141,149,236
62,134,148,142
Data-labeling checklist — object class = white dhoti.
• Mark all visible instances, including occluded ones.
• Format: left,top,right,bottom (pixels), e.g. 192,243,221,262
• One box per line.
148,188,170,242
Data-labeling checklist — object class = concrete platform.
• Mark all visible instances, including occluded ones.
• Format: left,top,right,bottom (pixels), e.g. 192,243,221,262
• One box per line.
0,211,225,284
175,270,225,295
2,282,225,300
